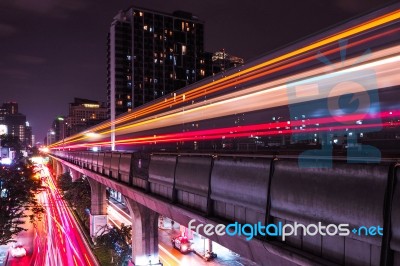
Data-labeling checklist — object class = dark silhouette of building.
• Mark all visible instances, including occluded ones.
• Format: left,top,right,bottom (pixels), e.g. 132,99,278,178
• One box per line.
0,102,33,147
107,7,207,119
205,49,244,76
1,102,18,115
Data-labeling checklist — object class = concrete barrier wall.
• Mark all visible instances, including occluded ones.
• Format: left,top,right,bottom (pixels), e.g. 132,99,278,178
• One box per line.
76,152,83,167
391,166,400,264
211,156,271,224
97,152,105,174
86,152,94,170
90,152,98,171
132,152,150,190
119,153,133,184
271,159,390,265
103,153,112,176
175,155,213,213
148,154,176,200
51,151,399,266
110,153,120,180
82,152,89,168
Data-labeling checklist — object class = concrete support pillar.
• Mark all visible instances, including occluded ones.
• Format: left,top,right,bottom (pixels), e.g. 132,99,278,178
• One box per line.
69,168,80,182
87,177,108,238
61,164,69,177
56,161,63,177
207,238,213,253
125,198,159,265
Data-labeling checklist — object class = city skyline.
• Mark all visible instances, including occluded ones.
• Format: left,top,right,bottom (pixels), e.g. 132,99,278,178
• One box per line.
0,0,395,142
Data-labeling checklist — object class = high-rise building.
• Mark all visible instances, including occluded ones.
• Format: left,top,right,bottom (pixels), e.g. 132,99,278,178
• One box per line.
2,102,18,115
66,98,108,137
45,129,56,146
24,121,33,147
52,116,67,142
107,7,207,119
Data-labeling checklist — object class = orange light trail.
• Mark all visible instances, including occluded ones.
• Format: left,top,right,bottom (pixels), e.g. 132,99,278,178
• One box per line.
49,8,400,149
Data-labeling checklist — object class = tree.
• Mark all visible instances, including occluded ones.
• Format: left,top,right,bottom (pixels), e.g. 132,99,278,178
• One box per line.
57,172,74,192
0,134,23,159
57,174,91,228
96,224,132,265
0,159,44,245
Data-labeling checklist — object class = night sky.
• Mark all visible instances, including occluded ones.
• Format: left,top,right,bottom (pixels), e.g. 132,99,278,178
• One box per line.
0,0,395,143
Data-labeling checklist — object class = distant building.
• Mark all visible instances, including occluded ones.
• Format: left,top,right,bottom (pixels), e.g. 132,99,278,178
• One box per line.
24,121,33,147
66,98,108,137
52,116,67,142
45,129,56,146
205,49,244,76
107,7,207,119
0,102,27,144
1,102,18,115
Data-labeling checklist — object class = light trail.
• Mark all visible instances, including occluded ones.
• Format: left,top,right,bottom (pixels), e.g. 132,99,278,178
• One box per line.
60,48,400,149
37,165,98,266
48,8,400,150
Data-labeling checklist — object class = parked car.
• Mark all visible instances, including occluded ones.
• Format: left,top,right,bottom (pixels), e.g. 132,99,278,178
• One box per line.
10,243,26,258
171,236,192,254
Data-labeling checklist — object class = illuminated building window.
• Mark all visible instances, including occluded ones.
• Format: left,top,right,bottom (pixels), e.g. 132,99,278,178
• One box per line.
143,25,148,30
83,104,100,108
139,12,143,17
117,100,123,106
182,45,186,55
200,69,205,76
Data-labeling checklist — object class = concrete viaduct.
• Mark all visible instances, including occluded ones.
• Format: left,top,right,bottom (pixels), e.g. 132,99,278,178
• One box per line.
49,150,400,266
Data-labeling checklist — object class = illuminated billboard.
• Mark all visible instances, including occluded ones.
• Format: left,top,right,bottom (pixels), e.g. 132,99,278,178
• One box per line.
0,125,7,135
